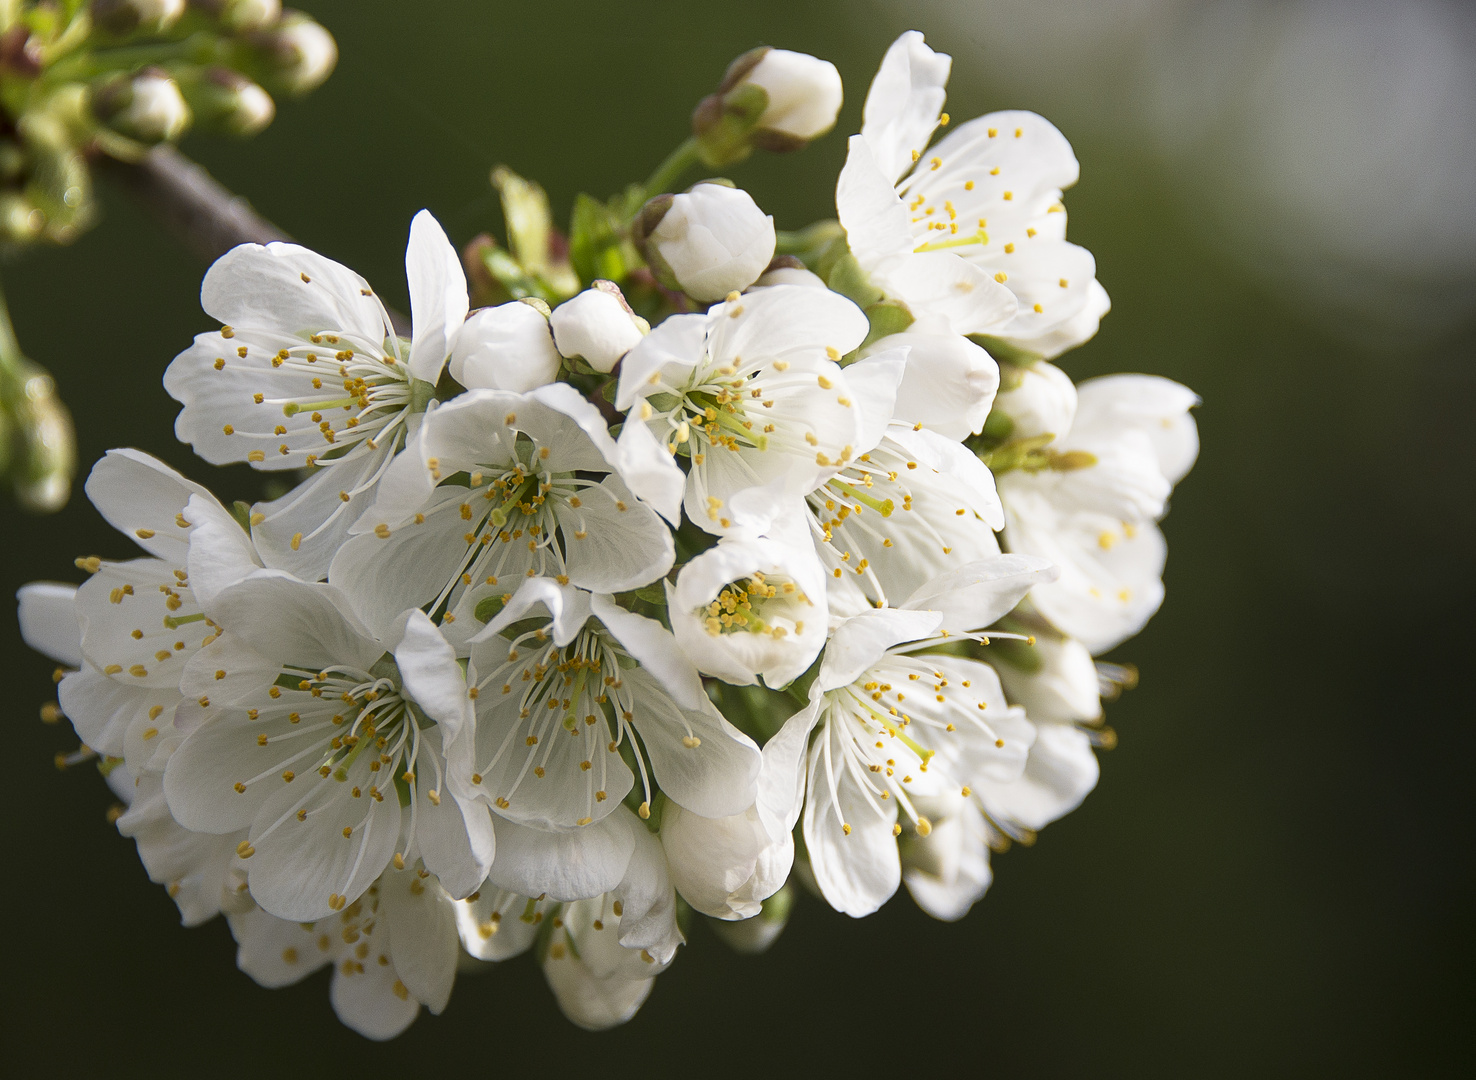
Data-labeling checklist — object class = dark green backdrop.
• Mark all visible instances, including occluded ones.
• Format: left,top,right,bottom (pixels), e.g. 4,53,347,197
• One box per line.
4,2,1471,1075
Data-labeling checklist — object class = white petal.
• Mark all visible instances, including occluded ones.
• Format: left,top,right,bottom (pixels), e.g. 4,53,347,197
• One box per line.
329,486,474,641
802,726,900,917
84,448,215,564
17,581,79,666
484,814,635,902
555,476,674,593
454,887,543,961
542,951,653,1031
60,667,177,758
251,442,400,581
201,241,387,344
405,210,469,384
900,554,1059,633
866,329,998,439
992,359,1078,441
614,418,685,525
379,864,459,1014
995,633,1102,724
201,572,382,672
245,768,402,922
836,134,915,272
841,347,908,452
473,577,592,648
818,607,942,691
589,594,705,710
184,493,262,610
882,250,1018,335
229,905,331,988
613,812,684,964
624,666,760,818
329,950,421,1041
1073,374,1200,486
860,30,951,184
995,278,1111,361
902,797,992,922
614,313,708,411
978,721,1099,832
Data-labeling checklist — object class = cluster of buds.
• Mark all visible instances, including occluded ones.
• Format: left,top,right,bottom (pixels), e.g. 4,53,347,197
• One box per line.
0,0,335,247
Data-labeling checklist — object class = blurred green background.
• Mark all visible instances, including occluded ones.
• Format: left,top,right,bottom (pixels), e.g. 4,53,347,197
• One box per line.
5,1,1473,1075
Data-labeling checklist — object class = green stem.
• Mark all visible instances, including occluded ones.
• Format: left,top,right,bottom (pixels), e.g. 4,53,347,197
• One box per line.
638,137,703,205
0,275,25,388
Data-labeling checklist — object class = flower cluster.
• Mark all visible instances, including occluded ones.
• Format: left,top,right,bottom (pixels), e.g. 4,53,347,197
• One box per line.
18,31,1197,1037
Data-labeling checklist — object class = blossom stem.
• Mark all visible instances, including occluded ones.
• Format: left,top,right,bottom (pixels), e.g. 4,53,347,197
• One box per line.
97,144,289,265
638,137,703,206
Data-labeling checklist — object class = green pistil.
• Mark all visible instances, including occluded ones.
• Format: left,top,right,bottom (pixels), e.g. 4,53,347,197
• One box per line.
830,480,893,516
162,612,207,629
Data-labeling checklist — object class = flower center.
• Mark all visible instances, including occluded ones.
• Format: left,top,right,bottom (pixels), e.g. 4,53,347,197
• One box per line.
701,573,807,639
469,627,698,826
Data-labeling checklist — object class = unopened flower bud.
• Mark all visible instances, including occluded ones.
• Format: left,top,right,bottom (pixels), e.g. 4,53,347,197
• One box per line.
732,48,843,146
194,0,282,31
450,299,561,392
550,282,646,373
183,68,276,136
91,0,187,35
637,182,775,302
693,47,842,165
253,13,337,96
4,362,75,512
95,69,191,143
992,360,1077,442
0,192,46,243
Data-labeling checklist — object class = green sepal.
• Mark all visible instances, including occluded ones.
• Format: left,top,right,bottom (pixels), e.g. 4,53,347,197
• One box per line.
970,334,1044,367
231,499,253,533
826,252,883,310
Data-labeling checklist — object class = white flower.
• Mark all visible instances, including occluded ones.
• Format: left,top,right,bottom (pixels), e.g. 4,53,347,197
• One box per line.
898,789,993,921
986,632,1102,835
996,374,1199,653
645,183,776,302
778,559,1054,917
616,284,902,533
161,575,494,922
838,31,1106,354
449,299,561,392
550,283,647,373
667,519,828,688
165,210,467,578
115,768,252,927
329,384,675,639
17,449,266,925
859,326,999,439
659,707,811,919
458,579,761,834
453,806,683,1029
230,863,459,1040
736,49,844,142
807,424,1004,614
30,451,258,767
992,359,1077,441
